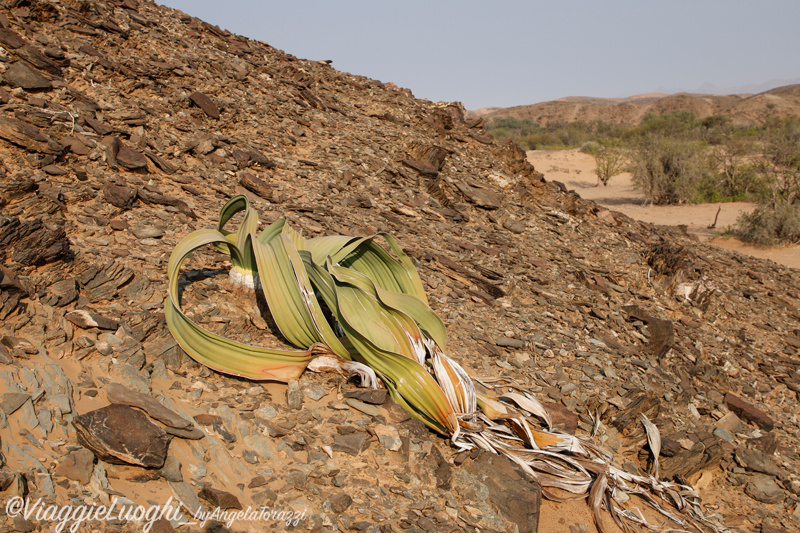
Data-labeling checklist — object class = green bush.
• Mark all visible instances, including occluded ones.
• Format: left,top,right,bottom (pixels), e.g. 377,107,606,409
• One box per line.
736,198,800,244
487,112,800,233
580,141,601,154
591,143,626,186
637,111,700,138
628,135,712,204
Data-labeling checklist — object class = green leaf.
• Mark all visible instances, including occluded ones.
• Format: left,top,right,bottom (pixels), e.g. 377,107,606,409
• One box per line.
257,218,286,244
304,235,359,265
250,233,320,348
327,262,457,434
165,226,312,382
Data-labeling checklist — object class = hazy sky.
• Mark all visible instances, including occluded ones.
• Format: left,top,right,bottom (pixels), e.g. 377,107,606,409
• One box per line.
158,1,800,110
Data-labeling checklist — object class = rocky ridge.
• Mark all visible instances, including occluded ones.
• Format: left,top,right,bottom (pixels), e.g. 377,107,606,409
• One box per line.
0,1,799,532
478,86,800,126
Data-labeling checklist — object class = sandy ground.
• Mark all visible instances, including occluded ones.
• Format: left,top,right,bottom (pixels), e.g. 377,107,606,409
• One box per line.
527,149,800,269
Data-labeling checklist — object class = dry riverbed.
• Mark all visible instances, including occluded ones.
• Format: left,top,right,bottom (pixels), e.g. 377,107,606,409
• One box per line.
528,149,800,269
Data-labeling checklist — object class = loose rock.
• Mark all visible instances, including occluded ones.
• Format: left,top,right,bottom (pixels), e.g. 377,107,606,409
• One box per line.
73,404,170,468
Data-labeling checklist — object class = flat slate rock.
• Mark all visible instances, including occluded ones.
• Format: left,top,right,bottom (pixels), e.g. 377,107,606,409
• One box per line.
47,278,78,307
107,382,194,430
724,392,774,431
458,451,541,533
0,116,62,153
496,337,525,348
189,91,220,119
131,226,165,240
7,218,70,266
199,486,242,510
53,448,95,485
343,388,387,405
745,475,785,504
73,404,170,468
65,309,119,330
0,392,30,415
2,61,52,90
103,182,138,209
332,432,368,456
116,143,148,170
455,181,503,209
239,172,272,199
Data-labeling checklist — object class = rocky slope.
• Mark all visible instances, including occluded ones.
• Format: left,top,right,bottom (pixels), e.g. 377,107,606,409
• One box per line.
0,1,799,532
479,86,800,126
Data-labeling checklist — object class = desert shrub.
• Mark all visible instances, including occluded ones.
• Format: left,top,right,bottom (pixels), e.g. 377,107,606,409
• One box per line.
580,141,600,154
628,135,712,204
488,119,632,150
735,198,800,244
759,117,800,198
637,111,700,138
592,142,626,186
486,117,541,148
733,117,800,243
488,112,794,212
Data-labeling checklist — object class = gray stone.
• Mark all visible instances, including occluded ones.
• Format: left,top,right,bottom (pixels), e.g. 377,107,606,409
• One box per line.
131,226,165,240
255,405,277,420
286,379,303,410
496,337,525,348
170,480,204,516
108,364,151,394
158,455,183,482
744,475,784,504
0,392,30,415
107,383,193,429
213,405,239,432
242,449,259,464
150,360,170,381
345,398,380,417
713,427,735,444
18,398,38,430
302,383,328,401
332,432,368,456
38,472,55,495
52,393,72,414
187,463,207,480
343,389,388,405
243,434,276,461
374,424,402,451
286,469,307,489
737,448,780,477
36,408,53,433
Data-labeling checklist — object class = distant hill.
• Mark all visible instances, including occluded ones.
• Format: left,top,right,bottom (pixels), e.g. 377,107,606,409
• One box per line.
658,77,800,96
476,84,800,126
